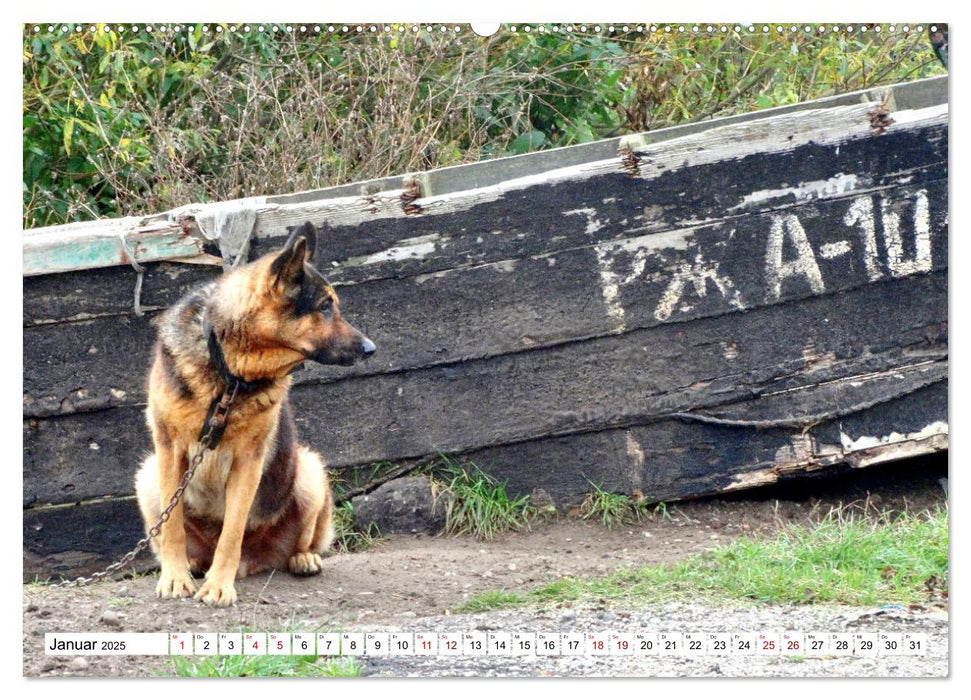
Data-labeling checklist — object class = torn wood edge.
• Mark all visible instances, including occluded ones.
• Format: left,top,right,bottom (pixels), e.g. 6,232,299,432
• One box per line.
716,426,948,497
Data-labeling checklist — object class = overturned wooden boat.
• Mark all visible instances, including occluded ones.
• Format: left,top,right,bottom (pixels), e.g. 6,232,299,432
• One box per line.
23,76,948,579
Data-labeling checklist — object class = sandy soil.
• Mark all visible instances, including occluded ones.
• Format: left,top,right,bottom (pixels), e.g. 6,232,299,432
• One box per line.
23,458,947,678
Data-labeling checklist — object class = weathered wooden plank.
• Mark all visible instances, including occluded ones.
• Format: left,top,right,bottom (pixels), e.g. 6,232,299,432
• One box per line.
225,103,952,263
23,173,947,416
24,262,218,326
465,379,947,506
24,112,946,327
23,379,945,580
23,497,155,582
23,410,151,507
24,271,946,507
22,95,945,283
22,219,204,277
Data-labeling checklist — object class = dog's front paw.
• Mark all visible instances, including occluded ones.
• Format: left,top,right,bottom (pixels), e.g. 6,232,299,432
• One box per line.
287,552,323,576
195,577,238,607
156,568,197,599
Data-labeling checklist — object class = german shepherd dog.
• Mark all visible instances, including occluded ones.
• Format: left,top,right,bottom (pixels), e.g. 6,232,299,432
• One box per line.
134,222,375,606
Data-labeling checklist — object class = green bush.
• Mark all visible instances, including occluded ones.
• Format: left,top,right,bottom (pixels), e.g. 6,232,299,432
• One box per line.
23,23,944,228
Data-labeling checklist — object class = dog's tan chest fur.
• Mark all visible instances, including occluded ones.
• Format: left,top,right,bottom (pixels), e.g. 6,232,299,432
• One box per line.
182,420,278,526
181,444,234,522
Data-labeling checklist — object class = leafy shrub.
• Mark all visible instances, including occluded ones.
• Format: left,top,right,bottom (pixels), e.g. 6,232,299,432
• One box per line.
23,23,944,228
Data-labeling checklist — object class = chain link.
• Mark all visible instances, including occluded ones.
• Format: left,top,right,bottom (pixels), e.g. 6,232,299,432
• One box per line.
49,386,238,588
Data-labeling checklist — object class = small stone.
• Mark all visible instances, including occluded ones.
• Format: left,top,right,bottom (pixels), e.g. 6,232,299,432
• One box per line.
529,487,557,512
350,476,445,535
100,609,122,627
69,657,90,671
507,563,517,571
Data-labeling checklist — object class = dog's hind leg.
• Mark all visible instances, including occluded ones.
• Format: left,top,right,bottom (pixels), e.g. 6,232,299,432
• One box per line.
287,447,334,576
134,454,162,559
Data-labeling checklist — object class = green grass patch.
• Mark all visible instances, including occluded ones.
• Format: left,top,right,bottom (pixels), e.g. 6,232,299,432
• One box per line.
457,507,948,612
435,457,536,540
454,589,527,613
331,501,382,553
578,481,639,528
170,654,361,677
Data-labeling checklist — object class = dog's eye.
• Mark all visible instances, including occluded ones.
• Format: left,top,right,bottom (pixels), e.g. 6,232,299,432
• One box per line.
319,298,334,317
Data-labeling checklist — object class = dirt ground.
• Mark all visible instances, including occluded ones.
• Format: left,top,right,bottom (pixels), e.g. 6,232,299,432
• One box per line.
23,457,948,678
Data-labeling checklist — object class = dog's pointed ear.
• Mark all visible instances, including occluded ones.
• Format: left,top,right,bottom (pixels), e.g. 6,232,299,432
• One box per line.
295,221,318,261
271,222,318,284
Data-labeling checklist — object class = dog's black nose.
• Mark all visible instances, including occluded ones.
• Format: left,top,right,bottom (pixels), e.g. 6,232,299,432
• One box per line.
361,338,377,357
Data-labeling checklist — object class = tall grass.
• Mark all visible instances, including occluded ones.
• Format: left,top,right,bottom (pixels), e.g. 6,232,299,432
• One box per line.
435,457,535,540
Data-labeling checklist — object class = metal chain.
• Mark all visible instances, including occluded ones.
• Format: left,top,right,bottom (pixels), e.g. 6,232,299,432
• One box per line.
49,384,238,588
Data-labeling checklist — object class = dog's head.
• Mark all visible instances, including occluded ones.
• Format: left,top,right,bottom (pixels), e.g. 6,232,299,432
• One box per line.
255,221,376,368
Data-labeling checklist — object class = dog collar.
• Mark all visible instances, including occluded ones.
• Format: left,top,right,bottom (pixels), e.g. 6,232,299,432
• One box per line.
202,318,274,395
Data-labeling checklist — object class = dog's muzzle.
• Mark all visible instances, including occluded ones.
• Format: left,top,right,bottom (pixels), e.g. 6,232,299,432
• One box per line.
314,336,376,366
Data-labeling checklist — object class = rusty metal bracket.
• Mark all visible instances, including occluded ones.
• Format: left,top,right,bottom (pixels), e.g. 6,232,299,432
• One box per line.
401,175,424,215
867,94,895,135
617,135,646,177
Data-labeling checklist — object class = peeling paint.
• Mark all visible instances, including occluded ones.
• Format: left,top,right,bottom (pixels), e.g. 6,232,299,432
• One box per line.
360,234,440,266
593,227,699,329
771,434,813,467
839,420,948,451
734,173,862,210
724,468,782,491
563,207,606,235
625,431,646,467
594,245,627,329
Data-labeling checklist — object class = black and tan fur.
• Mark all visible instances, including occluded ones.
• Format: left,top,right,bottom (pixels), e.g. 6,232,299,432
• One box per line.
134,222,375,607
